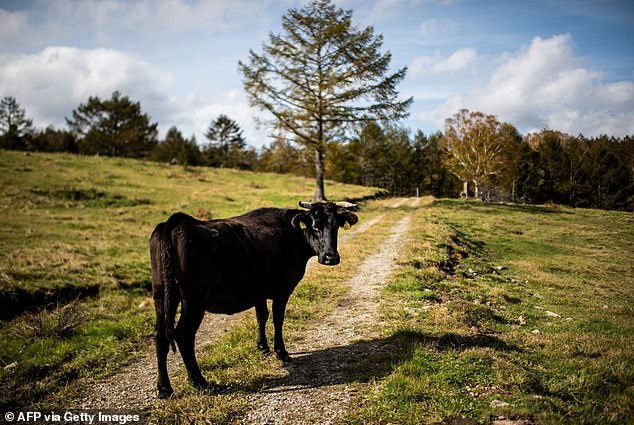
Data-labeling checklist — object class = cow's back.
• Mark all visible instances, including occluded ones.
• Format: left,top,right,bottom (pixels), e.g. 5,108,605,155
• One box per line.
166,208,311,313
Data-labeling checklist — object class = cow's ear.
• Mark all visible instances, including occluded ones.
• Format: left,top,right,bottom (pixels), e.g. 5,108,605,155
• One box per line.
292,212,311,229
338,210,358,228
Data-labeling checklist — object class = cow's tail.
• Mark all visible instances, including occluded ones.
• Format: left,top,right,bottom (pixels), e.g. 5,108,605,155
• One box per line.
151,221,180,353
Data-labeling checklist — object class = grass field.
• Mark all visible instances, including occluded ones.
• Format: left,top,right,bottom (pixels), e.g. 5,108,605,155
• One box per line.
348,199,634,424
149,198,633,424
1,150,632,424
0,150,379,410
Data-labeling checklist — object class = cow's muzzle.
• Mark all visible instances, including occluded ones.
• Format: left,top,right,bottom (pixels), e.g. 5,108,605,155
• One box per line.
320,251,340,266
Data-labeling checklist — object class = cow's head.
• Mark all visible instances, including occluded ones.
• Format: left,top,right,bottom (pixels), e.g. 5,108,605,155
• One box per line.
292,201,359,266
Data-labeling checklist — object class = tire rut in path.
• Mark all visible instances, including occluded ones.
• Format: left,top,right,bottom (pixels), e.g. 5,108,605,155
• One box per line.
241,208,413,424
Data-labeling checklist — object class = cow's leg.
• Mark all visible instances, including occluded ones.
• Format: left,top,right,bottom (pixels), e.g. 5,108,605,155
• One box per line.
175,302,207,389
154,317,174,398
272,297,291,361
255,300,270,354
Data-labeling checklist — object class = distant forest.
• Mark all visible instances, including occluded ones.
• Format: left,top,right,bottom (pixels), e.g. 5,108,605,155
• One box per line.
1,94,633,211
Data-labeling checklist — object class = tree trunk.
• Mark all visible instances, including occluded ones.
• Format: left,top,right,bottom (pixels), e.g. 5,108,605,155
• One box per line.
473,179,479,199
461,180,469,198
313,146,326,201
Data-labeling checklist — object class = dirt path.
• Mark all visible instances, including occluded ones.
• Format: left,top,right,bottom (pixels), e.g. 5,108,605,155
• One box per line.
240,198,416,424
69,198,419,421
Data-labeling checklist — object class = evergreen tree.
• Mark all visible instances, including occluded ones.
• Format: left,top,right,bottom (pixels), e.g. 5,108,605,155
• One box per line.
203,114,247,168
30,126,77,153
412,131,459,198
0,96,34,150
66,91,157,158
239,0,412,200
152,126,202,166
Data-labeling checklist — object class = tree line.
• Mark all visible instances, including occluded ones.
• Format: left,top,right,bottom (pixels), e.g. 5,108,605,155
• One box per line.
0,93,259,170
1,94,632,211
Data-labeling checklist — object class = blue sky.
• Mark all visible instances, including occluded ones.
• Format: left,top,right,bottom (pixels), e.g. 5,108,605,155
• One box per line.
1,0,632,148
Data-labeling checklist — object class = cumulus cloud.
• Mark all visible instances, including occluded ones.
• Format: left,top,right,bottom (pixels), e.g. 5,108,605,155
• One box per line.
410,48,478,76
0,46,269,146
421,34,634,136
0,46,175,129
166,90,269,147
0,0,267,53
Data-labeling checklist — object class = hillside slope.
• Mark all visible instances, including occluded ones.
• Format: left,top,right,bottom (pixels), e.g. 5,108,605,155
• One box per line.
0,150,381,409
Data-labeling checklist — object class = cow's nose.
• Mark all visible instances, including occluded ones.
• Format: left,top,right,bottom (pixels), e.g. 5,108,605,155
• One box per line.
323,252,340,265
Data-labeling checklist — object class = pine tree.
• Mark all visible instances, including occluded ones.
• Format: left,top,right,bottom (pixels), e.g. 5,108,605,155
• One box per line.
239,0,412,200
66,91,157,158
152,126,202,166
0,97,34,150
204,114,246,168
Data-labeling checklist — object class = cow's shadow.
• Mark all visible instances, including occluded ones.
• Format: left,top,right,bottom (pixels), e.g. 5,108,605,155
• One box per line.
251,329,520,393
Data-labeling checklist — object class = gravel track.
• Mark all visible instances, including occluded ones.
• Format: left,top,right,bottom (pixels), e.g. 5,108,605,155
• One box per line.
240,199,415,424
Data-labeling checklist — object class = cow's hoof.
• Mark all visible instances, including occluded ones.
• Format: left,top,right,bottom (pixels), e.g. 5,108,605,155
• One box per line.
190,378,209,391
275,350,292,362
257,344,271,355
157,387,174,399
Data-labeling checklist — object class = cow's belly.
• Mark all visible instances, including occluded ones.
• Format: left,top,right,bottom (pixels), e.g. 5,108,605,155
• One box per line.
205,295,256,315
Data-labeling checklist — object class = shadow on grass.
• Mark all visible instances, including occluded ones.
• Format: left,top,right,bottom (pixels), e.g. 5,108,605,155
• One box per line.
251,329,520,393
0,283,100,321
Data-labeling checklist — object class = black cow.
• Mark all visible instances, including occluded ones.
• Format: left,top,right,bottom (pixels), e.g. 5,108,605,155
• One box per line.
149,201,358,398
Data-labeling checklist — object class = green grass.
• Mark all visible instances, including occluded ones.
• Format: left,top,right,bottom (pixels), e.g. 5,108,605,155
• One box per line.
348,199,634,424
0,150,380,410
3,150,632,423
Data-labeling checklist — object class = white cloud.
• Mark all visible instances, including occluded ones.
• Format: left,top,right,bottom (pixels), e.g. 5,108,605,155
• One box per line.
420,34,634,137
0,46,270,147
0,0,268,52
167,90,269,147
0,46,174,131
410,48,478,76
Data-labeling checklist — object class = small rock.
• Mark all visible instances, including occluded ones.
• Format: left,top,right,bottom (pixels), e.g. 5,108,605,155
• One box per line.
491,399,510,408
531,329,541,334
603,304,609,310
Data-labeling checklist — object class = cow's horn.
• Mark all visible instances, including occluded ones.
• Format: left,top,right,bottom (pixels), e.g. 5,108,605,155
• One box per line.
299,201,312,209
335,201,358,210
